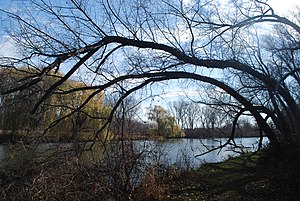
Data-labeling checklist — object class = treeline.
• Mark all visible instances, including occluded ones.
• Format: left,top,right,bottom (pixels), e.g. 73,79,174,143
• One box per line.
0,67,110,142
169,99,263,138
0,67,261,142
0,67,185,142
109,101,260,140
184,126,260,139
109,103,185,140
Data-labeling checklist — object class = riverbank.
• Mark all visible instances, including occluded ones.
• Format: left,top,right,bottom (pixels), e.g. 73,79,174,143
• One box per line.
1,138,299,200
0,127,263,144
155,146,300,200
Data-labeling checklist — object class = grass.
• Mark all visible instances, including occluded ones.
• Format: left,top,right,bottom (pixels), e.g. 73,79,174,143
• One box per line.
160,146,300,201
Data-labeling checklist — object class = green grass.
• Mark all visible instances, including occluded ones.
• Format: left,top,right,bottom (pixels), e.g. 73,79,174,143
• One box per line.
161,148,300,200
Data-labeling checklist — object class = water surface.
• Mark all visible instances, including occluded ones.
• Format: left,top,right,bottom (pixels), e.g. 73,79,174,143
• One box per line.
0,137,268,169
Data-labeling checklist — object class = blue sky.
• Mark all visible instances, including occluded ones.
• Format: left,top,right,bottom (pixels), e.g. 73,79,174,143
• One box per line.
0,0,13,44
0,0,10,8
0,0,299,112
0,0,10,29
1,0,299,46
0,0,299,66
1,0,299,81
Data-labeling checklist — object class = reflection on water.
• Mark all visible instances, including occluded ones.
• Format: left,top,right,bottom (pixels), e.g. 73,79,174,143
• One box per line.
136,137,268,168
0,137,268,169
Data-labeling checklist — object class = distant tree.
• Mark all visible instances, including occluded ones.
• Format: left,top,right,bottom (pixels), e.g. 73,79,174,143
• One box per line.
107,95,142,137
201,106,224,129
0,67,110,140
237,117,255,135
171,99,201,129
171,100,188,129
0,67,50,132
148,105,185,138
51,79,110,141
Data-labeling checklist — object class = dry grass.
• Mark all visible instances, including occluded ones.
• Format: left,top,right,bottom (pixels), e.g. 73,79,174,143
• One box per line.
133,167,166,201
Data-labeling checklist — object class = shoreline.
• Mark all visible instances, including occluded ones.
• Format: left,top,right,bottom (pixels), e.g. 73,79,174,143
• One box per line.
157,147,300,200
0,133,266,145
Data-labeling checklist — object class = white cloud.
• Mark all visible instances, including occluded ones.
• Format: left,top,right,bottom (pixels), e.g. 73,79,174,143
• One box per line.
182,0,192,6
268,0,299,15
162,89,199,99
0,35,18,58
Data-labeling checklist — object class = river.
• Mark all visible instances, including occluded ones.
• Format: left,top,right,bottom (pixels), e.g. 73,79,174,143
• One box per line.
137,137,268,169
0,137,268,169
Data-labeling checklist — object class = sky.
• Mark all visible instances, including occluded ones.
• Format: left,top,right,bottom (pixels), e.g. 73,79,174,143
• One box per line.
0,0,299,55
0,0,299,9
269,0,299,15
0,0,299,117
0,0,9,9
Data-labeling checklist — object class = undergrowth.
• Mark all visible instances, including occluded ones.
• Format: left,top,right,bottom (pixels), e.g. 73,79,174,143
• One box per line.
1,142,300,200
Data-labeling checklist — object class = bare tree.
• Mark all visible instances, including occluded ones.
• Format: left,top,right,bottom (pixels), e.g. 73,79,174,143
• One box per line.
1,0,300,148
171,100,188,129
201,106,220,129
171,99,201,129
